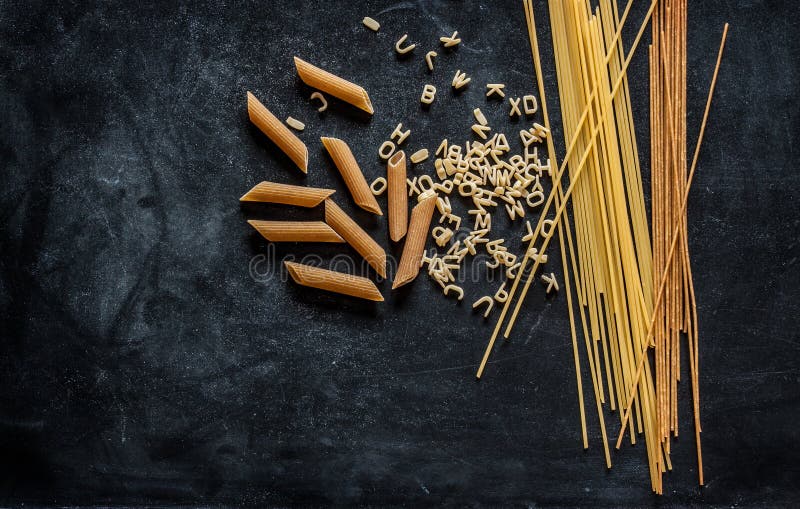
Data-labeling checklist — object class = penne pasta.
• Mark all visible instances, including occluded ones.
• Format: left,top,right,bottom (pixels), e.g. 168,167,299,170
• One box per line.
294,56,374,115
285,261,383,301
324,199,387,278
387,150,408,242
246,92,308,173
239,181,335,207
393,191,437,289
321,137,382,215
247,220,344,243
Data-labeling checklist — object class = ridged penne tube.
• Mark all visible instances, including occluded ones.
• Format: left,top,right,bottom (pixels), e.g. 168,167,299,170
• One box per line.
247,220,344,243
294,57,374,115
393,191,437,289
285,261,383,302
239,181,334,207
246,92,308,173
324,199,387,278
321,137,382,215
387,150,408,242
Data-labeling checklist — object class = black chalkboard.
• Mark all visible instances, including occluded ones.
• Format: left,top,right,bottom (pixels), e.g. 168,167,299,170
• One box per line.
1,0,798,506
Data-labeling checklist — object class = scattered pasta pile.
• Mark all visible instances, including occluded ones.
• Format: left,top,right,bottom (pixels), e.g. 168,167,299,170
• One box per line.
237,0,729,494
374,124,557,302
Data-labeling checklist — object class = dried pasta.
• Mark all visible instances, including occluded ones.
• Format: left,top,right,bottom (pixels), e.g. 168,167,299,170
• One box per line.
239,181,334,207
362,16,380,32
410,149,429,163
285,116,305,131
473,108,488,126
285,261,383,301
452,70,470,89
322,137,383,215
310,91,328,112
395,34,416,54
486,84,506,98
248,220,344,243
440,31,461,47
425,51,437,71
324,199,387,278
294,56,374,115
393,191,437,289
246,92,308,173
370,177,387,195
387,150,408,242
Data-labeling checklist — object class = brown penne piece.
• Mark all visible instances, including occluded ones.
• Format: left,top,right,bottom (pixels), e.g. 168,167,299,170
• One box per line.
247,220,344,243
387,150,408,241
294,57,374,115
321,137,382,216
393,191,437,289
239,181,335,207
324,199,386,278
285,261,383,302
246,92,308,173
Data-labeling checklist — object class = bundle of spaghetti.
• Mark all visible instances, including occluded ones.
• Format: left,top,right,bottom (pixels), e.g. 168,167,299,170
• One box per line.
502,0,725,493
479,0,669,493
545,0,664,492
650,0,701,468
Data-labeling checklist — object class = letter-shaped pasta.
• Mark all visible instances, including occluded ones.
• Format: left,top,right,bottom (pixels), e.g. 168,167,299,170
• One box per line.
285,261,383,302
362,17,380,32
387,150,408,242
247,220,344,243
294,57,374,115
246,92,308,173
324,199,387,278
473,296,494,317
410,149,429,163
452,70,471,89
486,83,506,98
393,192,437,289
240,181,335,207
443,284,464,300
425,51,437,71
440,31,461,48
321,137,382,215
420,84,437,105
395,34,416,54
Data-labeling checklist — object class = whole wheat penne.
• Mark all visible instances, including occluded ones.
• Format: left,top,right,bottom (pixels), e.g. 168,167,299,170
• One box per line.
387,150,408,242
248,220,344,243
294,57,374,115
324,199,387,278
393,191,437,289
285,261,383,302
246,92,308,173
239,181,334,207
321,137,382,216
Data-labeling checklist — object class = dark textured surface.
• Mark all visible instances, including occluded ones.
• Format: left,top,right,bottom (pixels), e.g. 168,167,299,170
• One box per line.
1,0,798,506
